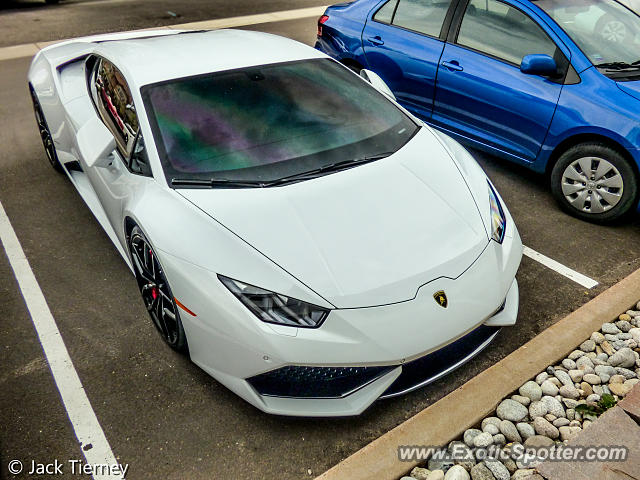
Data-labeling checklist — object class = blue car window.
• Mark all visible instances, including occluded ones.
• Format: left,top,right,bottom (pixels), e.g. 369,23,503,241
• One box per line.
374,0,399,23
457,0,557,65
393,0,453,37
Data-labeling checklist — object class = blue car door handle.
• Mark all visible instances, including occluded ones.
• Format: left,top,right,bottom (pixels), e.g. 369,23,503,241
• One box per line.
367,35,384,46
441,60,463,71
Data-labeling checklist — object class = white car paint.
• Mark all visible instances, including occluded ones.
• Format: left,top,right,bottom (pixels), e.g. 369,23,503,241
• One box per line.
28,29,523,416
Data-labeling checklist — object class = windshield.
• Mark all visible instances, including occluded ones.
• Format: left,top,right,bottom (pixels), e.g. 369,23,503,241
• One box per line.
142,59,418,186
536,0,640,66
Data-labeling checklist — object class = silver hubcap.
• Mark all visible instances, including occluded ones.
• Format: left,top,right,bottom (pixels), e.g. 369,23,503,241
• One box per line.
601,21,626,42
561,156,623,214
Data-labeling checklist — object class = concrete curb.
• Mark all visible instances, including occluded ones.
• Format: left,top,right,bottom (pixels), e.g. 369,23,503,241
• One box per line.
0,5,327,62
317,267,640,480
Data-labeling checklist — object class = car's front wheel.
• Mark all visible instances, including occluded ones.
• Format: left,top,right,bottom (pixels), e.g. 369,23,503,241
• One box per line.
550,143,638,223
129,226,188,352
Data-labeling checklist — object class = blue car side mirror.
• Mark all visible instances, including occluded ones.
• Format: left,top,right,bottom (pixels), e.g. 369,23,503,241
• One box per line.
520,54,558,77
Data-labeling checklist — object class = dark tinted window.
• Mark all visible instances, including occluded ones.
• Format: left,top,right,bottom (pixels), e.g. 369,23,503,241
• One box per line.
143,59,418,184
393,0,453,37
374,0,398,23
457,0,557,65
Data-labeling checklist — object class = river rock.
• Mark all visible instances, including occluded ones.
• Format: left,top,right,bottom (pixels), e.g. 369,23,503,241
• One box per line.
542,396,565,417
443,465,469,480
519,381,542,402
496,399,528,422
583,373,602,385
540,380,559,396
533,417,559,439
559,385,580,400
463,429,482,447
516,422,535,440
608,348,636,368
484,460,509,480
499,420,521,442
528,401,547,419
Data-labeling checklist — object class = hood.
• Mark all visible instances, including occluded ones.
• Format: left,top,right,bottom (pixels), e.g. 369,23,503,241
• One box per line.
178,128,489,308
617,80,640,102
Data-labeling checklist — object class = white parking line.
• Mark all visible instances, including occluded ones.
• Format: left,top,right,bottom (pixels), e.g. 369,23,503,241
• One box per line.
0,5,328,61
523,245,599,289
0,201,125,480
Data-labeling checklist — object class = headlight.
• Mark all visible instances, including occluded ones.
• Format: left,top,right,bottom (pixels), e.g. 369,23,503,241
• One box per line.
218,275,330,328
488,181,506,244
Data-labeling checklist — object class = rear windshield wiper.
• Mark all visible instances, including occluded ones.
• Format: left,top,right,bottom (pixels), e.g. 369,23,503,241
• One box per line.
267,152,396,186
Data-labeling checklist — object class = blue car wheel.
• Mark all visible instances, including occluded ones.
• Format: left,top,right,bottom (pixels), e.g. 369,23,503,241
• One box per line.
550,143,638,222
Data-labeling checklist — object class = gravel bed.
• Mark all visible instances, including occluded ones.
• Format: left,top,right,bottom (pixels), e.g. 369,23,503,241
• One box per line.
400,302,640,480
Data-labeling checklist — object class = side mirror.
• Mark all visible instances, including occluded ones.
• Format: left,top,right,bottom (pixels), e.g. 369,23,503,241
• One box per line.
360,69,396,101
520,54,558,77
77,116,117,168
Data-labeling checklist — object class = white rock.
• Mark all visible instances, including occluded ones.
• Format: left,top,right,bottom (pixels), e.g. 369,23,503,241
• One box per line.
576,356,595,370
583,373,602,385
567,350,585,361
512,469,543,480
615,367,637,379
555,370,573,387
410,467,431,480
629,328,640,343
484,460,510,480
519,381,543,402
553,417,570,427
591,332,605,344
516,422,535,440
586,393,600,403
496,399,528,422
541,379,559,396
609,348,636,368
529,401,547,419
602,323,621,334
443,465,468,480
473,432,493,448
492,434,506,445
579,340,596,352
562,359,576,370
499,420,522,442
481,417,501,430
559,385,580,400
482,423,499,435
542,396,565,417
463,429,482,447
511,394,531,406
426,471,445,480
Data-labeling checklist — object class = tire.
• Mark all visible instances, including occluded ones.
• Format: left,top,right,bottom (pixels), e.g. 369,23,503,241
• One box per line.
550,143,638,223
129,226,188,353
30,86,63,173
596,14,632,43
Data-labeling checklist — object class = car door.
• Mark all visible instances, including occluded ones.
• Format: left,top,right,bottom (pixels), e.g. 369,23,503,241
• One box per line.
431,0,569,162
362,0,457,119
86,57,154,249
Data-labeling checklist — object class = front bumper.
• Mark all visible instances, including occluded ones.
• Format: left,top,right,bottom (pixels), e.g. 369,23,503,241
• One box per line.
160,222,522,416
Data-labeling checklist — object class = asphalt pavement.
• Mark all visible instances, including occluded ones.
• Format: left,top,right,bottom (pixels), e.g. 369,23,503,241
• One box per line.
1,3,640,480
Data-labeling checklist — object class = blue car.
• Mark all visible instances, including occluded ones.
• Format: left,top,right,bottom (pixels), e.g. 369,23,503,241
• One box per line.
315,0,640,222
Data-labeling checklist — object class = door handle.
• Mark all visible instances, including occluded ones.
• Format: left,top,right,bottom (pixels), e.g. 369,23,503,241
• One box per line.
441,60,463,71
367,35,384,46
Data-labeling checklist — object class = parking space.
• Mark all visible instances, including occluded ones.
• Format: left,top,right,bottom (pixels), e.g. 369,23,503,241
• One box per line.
2,5,640,480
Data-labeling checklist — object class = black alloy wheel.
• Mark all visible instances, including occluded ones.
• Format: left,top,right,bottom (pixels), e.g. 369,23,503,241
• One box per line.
129,226,188,352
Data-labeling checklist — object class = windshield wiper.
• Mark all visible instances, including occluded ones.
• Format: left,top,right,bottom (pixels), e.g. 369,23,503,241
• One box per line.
266,152,396,186
595,61,640,71
171,178,268,188
171,152,395,189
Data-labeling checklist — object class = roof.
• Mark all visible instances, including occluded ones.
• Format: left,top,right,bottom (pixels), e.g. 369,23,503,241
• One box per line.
91,29,327,87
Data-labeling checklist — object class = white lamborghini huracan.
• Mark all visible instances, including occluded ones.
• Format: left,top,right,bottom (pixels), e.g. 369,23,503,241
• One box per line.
28,29,523,416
